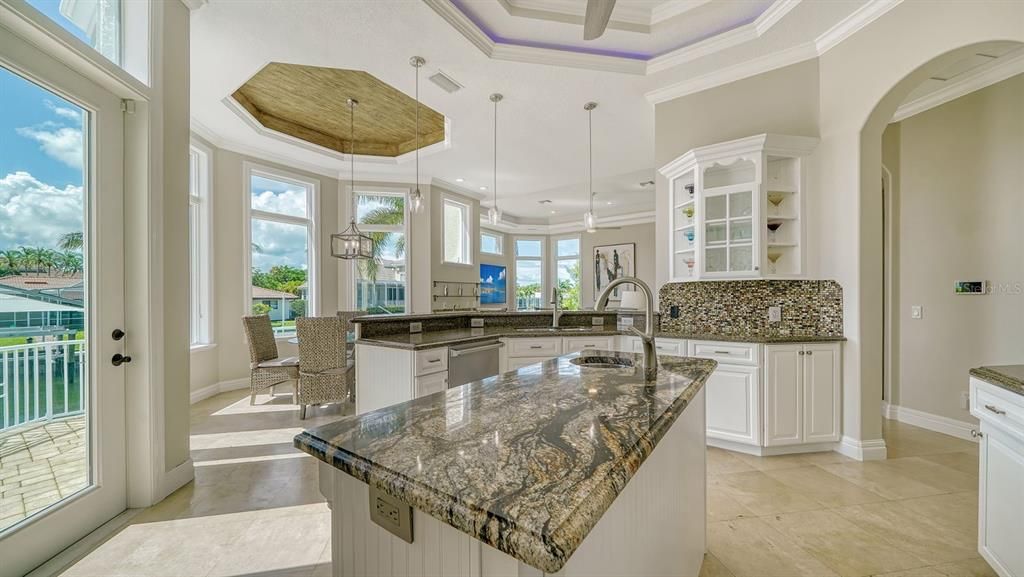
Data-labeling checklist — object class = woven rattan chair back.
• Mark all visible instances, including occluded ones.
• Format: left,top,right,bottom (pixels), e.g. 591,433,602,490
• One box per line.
242,315,279,365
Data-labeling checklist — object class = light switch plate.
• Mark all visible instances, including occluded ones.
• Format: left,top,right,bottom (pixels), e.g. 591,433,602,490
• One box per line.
592,317,605,326
911,306,923,319
409,322,423,333
470,318,484,328
768,306,781,323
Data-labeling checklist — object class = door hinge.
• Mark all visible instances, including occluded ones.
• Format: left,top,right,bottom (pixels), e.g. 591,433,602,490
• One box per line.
121,99,137,114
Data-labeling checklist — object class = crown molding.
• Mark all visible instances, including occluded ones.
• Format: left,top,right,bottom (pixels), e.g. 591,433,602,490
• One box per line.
891,47,1024,123
492,43,646,75
646,41,818,104
815,0,903,55
651,1,714,26
480,210,655,235
755,0,801,36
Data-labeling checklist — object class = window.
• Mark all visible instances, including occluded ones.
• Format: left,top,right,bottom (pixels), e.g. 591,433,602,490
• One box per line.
247,167,316,337
480,230,503,255
442,197,472,265
189,145,212,346
353,190,407,314
25,0,149,83
514,238,544,310
554,236,581,310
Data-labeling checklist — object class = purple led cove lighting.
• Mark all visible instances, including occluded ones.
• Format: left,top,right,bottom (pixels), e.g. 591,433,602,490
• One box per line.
447,0,772,63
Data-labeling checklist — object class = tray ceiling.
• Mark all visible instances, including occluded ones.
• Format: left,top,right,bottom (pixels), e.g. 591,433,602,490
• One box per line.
231,62,446,157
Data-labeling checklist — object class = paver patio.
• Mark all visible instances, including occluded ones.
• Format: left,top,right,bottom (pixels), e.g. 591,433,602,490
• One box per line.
0,414,87,530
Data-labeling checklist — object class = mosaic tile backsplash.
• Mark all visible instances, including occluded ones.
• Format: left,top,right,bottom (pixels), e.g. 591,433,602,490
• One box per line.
658,280,843,337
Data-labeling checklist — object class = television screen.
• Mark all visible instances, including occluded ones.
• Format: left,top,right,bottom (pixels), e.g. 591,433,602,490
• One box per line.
480,264,507,305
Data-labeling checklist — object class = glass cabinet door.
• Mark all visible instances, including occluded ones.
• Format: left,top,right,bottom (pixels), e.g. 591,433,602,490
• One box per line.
702,187,757,275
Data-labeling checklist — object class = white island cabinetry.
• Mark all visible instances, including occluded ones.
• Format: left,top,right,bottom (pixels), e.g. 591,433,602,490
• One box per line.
970,376,1024,577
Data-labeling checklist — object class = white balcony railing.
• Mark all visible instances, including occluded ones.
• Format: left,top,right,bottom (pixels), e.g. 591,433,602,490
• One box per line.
0,340,86,433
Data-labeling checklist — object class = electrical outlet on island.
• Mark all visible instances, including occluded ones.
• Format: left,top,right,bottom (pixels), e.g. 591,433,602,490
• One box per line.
768,306,782,323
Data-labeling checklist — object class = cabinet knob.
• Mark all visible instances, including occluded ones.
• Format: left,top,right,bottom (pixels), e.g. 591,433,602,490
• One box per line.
798,351,805,356
806,351,813,356
971,429,983,439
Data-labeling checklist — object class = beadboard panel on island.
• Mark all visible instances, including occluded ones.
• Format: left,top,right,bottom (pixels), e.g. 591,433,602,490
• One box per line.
659,280,843,338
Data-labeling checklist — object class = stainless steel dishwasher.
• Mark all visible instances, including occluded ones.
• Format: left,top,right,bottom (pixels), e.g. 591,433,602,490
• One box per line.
448,341,503,388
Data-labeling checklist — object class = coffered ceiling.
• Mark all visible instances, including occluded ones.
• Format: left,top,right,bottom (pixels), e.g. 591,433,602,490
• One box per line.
231,62,446,157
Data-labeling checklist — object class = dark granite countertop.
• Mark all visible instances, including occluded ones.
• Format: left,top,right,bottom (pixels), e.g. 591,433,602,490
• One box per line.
294,350,716,573
357,326,845,350
970,365,1024,398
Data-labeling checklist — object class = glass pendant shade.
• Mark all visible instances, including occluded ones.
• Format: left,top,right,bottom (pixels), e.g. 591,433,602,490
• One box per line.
331,219,374,260
488,205,502,225
410,188,424,213
583,210,597,233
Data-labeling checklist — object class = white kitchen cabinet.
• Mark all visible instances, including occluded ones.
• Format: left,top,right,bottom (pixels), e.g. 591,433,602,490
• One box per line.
625,337,686,357
705,364,761,446
563,335,615,354
763,343,841,447
970,377,1024,577
507,356,551,371
658,133,818,281
506,337,562,358
414,371,448,399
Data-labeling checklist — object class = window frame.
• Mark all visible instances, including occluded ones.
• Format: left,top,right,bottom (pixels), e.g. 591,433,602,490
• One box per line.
441,195,473,266
552,234,581,310
350,186,410,314
189,142,213,349
480,229,503,256
243,162,319,338
513,236,546,311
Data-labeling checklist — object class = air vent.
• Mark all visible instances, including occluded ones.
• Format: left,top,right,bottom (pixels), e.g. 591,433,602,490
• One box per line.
538,199,552,204
429,70,463,93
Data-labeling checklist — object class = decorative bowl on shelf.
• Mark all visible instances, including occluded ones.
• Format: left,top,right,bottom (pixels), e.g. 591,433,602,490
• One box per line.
685,184,695,199
767,222,782,243
683,206,695,219
684,229,695,246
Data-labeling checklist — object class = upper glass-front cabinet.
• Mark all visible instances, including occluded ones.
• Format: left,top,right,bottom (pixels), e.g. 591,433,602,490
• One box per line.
659,134,818,282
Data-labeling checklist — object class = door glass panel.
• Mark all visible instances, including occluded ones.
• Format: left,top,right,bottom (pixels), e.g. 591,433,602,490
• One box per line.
729,190,752,217
705,195,726,220
705,247,727,273
705,222,726,245
730,219,753,242
26,0,121,66
730,246,753,272
355,232,406,314
0,66,89,532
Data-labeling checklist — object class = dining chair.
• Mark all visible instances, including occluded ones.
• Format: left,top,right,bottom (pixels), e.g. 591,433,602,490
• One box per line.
296,316,353,419
242,315,299,405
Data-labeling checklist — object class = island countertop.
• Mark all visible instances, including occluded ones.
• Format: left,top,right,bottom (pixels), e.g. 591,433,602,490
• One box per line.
970,364,1024,398
293,350,716,573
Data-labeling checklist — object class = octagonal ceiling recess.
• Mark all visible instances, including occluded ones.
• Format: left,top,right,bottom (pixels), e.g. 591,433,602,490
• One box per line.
231,62,446,157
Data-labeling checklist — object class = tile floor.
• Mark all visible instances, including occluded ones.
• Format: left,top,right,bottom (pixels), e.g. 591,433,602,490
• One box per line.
57,390,994,577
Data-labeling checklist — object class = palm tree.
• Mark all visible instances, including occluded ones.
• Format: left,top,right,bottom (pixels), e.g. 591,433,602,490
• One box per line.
58,232,84,251
0,249,22,274
356,196,406,282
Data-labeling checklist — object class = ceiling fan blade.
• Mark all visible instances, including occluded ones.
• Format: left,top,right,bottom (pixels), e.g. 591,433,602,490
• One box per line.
583,0,616,40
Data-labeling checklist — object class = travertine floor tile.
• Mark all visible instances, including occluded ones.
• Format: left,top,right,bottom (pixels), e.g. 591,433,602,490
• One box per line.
816,460,948,500
707,447,757,476
765,509,930,576
708,477,757,522
763,465,888,508
699,552,736,577
713,470,824,516
930,557,999,577
834,499,978,564
709,517,840,577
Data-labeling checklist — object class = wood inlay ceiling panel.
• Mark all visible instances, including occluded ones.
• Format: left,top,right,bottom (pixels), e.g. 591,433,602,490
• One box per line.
231,62,445,157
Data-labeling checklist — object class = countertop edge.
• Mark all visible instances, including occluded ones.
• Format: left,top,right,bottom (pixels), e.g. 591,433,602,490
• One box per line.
293,357,717,573
970,366,1024,397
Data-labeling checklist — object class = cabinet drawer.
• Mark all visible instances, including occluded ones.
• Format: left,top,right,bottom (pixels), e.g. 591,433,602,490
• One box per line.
638,338,686,356
414,371,448,398
689,341,759,366
507,356,551,371
415,347,449,376
507,337,562,358
564,336,614,354
972,378,1024,438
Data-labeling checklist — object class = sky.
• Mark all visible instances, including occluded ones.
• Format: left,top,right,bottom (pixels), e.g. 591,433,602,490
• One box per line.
0,65,85,253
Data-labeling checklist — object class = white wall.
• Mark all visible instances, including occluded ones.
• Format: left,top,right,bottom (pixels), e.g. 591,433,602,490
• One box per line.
889,74,1024,422
580,223,656,308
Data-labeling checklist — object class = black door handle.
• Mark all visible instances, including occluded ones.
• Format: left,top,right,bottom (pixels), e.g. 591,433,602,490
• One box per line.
112,353,132,367
112,329,125,341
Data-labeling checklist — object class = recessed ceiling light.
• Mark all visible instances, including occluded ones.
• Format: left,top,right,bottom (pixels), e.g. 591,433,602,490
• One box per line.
606,201,613,205
479,186,487,190
455,178,464,183
550,210,557,214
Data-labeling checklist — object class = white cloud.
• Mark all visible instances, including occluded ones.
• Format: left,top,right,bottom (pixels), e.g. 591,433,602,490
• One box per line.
251,188,307,217
498,269,506,280
45,100,83,122
0,172,83,250
16,126,84,169
250,218,308,271
483,275,494,284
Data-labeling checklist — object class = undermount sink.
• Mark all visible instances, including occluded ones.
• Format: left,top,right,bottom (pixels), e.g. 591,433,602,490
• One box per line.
514,327,594,333
570,356,634,369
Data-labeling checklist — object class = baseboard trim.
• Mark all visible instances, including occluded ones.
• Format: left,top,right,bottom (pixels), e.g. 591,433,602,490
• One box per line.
886,403,978,442
707,438,839,457
25,508,141,577
838,436,888,461
189,377,249,404
159,458,194,500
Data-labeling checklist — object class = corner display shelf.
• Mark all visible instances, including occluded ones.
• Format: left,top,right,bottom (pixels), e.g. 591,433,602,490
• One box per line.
658,133,818,281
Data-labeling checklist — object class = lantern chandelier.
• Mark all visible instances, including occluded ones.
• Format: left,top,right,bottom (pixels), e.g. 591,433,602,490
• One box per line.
331,98,374,260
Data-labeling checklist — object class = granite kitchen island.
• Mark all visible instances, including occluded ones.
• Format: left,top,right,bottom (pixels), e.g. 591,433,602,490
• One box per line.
294,350,716,577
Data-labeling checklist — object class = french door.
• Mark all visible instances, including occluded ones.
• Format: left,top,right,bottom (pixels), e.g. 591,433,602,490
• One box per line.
0,23,126,576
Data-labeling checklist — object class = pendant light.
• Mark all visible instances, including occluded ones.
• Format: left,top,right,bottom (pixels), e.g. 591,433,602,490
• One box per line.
331,98,374,260
583,101,598,233
488,93,503,225
409,56,425,214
